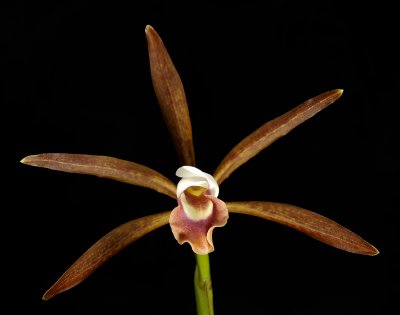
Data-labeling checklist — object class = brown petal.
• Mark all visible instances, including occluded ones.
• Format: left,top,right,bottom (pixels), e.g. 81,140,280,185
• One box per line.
145,25,195,166
42,211,171,300
20,153,176,199
213,89,344,184
226,201,378,256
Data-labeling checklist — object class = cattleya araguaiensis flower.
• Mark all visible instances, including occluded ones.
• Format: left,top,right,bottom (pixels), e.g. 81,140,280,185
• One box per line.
21,25,378,304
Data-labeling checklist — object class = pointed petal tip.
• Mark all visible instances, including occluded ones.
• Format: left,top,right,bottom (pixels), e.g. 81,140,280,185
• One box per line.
336,88,344,96
20,155,37,165
354,241,379,256
145,25,154,33
42,288,56,301
145,25,160,45
368,245,380,256
145,25,157,38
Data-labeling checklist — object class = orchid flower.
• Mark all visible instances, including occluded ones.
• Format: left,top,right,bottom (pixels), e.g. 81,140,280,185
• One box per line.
20,25,378,314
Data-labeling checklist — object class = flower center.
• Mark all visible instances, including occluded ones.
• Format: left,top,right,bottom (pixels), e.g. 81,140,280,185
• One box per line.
175,166,220,221
181,191,213,220
186,186,207,197
170,166,228,254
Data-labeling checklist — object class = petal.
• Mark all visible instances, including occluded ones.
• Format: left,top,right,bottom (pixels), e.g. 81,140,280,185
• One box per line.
176,166,219,197
180,191,213,221
227,201,379,256
176,165,206,178
170,195,228,254
145,25,195,166
21,153,177,199
42,211,171,300
177,177,209,197
213,89,344,185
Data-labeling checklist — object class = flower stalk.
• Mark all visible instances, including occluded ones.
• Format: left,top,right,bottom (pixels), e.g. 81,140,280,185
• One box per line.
194,254,214,315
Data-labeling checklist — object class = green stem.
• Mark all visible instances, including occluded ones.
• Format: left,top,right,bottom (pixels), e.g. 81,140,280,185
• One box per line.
194,254,214,315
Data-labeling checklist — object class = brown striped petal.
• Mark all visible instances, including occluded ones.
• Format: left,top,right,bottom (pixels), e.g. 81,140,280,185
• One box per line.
213,89,344,184
145,25,195,166
20,153,176,199
226,201,378,256
42,211,171,300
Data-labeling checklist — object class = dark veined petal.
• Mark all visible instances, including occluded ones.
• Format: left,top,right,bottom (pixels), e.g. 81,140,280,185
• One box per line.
42,211,171,300
20,153,176,199
226,201,378,256
145,25,195,166
213,89,343,185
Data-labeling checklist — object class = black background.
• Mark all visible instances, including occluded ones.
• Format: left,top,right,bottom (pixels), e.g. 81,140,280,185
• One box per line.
7,1,398,314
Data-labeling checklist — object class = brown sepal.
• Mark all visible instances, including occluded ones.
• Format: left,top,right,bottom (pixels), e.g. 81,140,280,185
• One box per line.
214,89,344,184
145,25,195,166
42,211,171,300
21,153,176,199
227,201,378,256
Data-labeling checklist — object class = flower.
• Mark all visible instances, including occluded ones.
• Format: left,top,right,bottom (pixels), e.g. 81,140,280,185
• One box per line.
171,166,228,255
20,25,378,301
